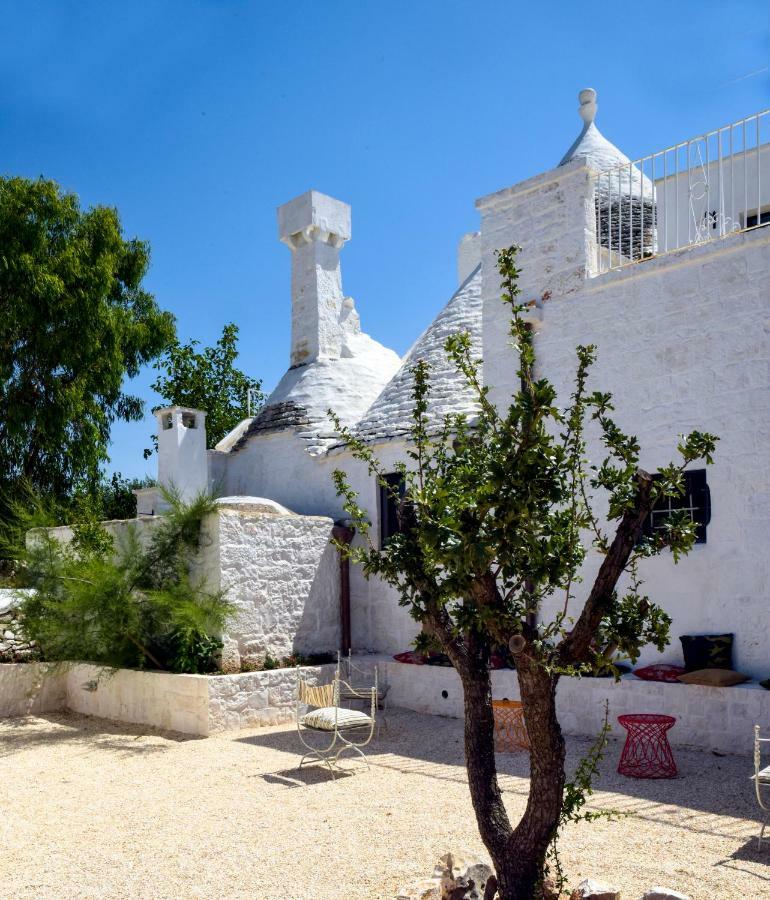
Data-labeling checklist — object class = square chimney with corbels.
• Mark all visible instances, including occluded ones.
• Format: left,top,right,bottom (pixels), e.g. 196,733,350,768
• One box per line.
278,190,352,368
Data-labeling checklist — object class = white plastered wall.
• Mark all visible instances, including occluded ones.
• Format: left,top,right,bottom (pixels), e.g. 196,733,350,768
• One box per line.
479,158,770,677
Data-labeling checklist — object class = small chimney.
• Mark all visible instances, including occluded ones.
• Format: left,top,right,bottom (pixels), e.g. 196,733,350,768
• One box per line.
154,406,208,503
278,190,352,368
457,231,481,285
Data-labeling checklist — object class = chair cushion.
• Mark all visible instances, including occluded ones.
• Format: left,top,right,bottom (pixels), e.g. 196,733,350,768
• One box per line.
758,765,770,784
677,668,750,687
301,707,373,731
679,633,733,672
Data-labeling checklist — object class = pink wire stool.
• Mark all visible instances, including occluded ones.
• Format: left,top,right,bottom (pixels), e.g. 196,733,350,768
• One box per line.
617,713,678,779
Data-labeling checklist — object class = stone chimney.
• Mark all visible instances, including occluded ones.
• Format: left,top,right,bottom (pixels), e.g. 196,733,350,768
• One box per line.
278,190,352,368
155,406,208,503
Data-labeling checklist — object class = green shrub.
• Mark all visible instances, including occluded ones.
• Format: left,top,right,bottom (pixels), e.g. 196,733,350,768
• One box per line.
14,489,233,673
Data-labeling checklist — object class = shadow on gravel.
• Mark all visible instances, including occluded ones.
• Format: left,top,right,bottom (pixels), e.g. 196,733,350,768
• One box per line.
0,712,202,757
235,708,760,841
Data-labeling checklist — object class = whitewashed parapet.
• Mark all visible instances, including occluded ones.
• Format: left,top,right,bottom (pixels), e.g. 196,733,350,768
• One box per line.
65,664,210,736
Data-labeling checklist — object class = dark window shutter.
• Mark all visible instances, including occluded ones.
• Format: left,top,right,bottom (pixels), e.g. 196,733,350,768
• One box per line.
688,469,710,543
380,473,406,548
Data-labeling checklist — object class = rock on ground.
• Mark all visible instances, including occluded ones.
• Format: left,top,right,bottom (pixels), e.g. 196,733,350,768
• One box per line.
570,878,622,900
640,890,691,900
398,850,496,900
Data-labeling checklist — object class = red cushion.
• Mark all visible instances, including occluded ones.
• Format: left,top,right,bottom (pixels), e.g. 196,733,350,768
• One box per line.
393,651,426,665
633,664,686,683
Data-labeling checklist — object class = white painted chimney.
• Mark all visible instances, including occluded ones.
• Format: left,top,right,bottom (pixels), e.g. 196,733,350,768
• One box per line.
154,406,208,503
457,231,481,284
278,190,352,368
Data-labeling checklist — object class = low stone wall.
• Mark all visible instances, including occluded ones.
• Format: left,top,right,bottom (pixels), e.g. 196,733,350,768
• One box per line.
207,663,338,732
384,660,770,756
0,664,67,717
1,660,345,736
66,665,210,735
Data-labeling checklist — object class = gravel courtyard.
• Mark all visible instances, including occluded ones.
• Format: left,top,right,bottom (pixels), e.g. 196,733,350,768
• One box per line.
0,709,767,899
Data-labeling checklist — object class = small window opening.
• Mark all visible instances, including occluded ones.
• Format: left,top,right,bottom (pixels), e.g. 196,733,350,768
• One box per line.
746,209,770,229
181,412,197,429
642,469,711,545
162,413,173,430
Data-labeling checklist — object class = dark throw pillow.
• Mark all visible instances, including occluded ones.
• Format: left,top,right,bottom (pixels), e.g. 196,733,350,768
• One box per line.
679,633,734,672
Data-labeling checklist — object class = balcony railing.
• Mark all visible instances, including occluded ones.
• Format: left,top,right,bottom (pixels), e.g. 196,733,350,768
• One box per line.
594,108,770,273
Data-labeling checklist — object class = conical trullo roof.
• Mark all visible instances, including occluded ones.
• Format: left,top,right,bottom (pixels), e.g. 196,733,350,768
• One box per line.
559,88,652,198
352,266,482,444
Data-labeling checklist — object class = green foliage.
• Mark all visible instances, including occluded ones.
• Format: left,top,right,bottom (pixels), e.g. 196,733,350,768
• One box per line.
332,245,718,674
95,472,155,521
331,245,718,890
15,489,232,672
161,625,223,675
0,176,175,514
249,651,335,672
147,323,263,454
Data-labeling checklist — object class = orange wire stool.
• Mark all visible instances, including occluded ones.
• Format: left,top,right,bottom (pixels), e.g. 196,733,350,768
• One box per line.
492,699,530,752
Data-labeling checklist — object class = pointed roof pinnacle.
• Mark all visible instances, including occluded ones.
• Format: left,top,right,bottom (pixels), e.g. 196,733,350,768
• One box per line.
578,87,597,125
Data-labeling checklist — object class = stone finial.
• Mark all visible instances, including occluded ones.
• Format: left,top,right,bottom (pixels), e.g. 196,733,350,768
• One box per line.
578,88,597,125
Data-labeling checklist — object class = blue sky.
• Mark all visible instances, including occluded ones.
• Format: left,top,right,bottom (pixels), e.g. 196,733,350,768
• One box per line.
2,0,768,479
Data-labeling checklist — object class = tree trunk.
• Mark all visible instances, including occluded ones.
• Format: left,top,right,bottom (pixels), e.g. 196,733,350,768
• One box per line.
502,655,565,898
456,654,565,900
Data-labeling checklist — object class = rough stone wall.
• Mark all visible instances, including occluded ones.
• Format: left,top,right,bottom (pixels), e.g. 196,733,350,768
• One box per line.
480,160,770,677
207,663,338,731
0,591,36,662
215,509,340,669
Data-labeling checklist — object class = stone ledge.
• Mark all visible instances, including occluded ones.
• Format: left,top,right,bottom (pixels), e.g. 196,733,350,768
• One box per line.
383,661,770,756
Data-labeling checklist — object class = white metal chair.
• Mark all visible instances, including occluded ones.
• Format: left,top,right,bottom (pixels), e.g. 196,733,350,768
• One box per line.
753,725,770,849
337,650,389,728
296,667,376,778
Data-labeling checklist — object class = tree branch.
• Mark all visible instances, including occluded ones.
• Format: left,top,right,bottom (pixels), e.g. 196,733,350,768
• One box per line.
558,469,654,666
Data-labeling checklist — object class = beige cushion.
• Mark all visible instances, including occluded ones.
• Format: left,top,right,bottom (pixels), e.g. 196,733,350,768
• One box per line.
758,765,770,784
677,668,750,687
301,707,373,731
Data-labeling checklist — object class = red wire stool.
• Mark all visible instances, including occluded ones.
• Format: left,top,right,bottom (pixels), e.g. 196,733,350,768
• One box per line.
617,713,678,779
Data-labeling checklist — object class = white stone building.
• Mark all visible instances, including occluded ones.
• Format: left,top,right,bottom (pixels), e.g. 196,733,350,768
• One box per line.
138,90,770,682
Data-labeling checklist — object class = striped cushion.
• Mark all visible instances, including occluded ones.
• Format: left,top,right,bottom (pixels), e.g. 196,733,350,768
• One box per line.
301,707,373,731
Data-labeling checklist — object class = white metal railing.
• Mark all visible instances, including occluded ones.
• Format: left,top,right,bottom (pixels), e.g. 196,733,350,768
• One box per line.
594,108,770,273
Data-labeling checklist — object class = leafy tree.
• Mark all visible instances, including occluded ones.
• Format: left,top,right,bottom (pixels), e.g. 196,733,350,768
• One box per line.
93,472,156,521
147,323,263,454
17,489,231,673
0,176,175,512
332,246,717,899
